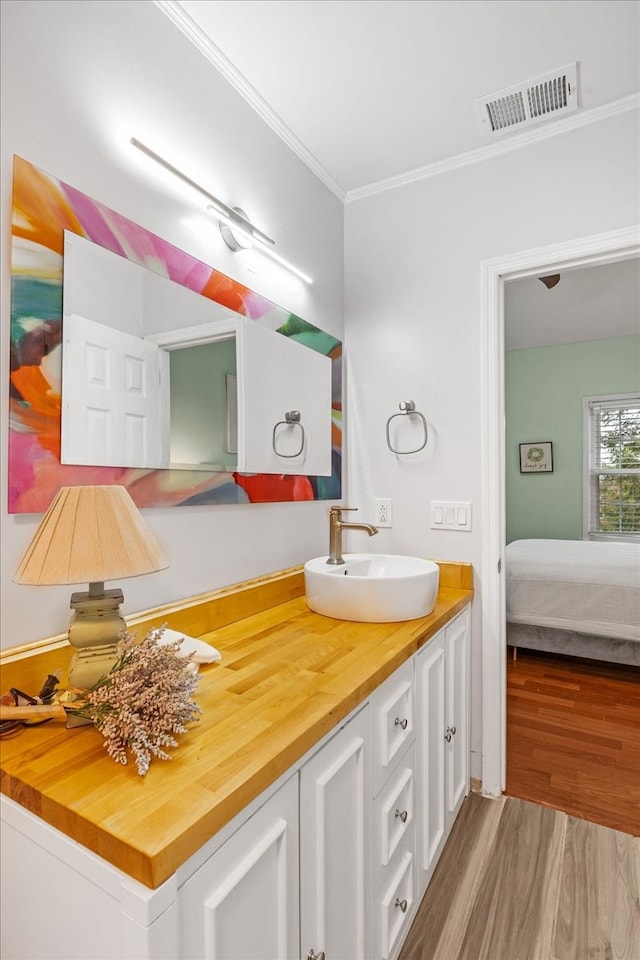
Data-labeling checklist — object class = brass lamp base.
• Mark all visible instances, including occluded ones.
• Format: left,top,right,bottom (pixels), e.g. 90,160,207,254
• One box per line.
67,588,125,696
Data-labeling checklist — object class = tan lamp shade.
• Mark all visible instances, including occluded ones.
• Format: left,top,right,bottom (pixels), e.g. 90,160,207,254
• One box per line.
14,485,168,587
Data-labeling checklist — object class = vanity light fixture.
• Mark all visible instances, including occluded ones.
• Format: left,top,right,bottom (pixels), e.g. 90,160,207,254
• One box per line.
130,137,312,284
14,485,168,692
210,204,313,284
218,206,254,252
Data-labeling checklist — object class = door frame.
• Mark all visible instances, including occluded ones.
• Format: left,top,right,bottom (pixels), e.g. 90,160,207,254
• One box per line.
479,224,640,798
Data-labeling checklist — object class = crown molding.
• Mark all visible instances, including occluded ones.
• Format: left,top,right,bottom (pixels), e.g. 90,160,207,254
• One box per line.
155,2,639,210
346,93,640,204
155,1,346,201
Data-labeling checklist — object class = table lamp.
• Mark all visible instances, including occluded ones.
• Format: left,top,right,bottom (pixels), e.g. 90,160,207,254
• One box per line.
14,485,169,690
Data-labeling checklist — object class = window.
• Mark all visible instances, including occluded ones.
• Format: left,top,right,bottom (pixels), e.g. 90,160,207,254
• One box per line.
583,393,640,540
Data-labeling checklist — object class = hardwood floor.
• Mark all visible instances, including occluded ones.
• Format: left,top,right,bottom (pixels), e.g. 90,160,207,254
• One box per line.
400,653,639,960
399,792,640,960
505,649,640,836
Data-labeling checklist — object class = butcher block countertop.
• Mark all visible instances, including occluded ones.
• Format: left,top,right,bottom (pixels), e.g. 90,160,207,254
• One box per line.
0,561,473,889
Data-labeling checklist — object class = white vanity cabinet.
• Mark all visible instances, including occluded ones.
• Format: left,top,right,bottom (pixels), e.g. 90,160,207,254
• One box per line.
415,607,470,895
0,603,471,960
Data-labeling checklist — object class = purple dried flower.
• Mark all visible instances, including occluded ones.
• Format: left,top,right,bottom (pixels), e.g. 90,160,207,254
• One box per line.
75,626,202,776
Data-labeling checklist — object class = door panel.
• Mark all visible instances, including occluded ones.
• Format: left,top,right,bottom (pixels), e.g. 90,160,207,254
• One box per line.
61,313,168,468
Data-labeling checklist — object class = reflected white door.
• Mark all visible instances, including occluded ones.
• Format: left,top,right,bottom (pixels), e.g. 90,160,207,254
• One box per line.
61,314,169,468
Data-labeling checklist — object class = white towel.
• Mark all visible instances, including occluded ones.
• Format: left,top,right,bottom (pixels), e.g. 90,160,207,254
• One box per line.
156,627,222,666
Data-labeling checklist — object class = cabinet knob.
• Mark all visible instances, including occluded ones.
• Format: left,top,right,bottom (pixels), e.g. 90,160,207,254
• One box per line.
445,724,457,742
307,951,326,960
395,897,408,913
394,717,408,730
395,808,408,823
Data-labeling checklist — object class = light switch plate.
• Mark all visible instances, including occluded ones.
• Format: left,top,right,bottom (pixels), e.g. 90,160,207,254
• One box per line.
430,500,472,531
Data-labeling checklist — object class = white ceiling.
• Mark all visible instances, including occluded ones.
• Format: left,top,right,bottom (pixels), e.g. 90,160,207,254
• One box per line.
160,0,639,349
505,258,640,351
165,0,639,199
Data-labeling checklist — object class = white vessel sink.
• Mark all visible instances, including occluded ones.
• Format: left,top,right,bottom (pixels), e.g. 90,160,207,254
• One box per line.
304,554,440,623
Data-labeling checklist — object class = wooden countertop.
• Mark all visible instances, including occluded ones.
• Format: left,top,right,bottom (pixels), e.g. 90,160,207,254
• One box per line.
0,563,473,889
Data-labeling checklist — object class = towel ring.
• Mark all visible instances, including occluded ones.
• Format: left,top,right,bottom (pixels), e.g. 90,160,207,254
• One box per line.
386,401,428,455
272,410,305,458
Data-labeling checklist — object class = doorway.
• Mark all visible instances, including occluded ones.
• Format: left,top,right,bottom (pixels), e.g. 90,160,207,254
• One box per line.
479,224,640,798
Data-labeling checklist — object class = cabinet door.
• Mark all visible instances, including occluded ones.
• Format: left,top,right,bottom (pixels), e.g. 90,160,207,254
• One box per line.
415,628,446,895
445,609,470,827
178,774,299,960
300,705,372,960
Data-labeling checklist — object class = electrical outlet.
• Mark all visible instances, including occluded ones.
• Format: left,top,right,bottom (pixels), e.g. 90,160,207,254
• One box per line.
374,498,392,527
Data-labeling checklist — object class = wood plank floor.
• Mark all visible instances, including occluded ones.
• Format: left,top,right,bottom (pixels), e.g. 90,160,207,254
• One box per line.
505,649,640,837
399,792,640,960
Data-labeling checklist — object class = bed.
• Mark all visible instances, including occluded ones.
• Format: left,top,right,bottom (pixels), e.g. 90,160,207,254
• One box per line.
505,539,640,666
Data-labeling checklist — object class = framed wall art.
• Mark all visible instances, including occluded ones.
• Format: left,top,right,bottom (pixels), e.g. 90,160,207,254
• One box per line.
519,441,553,473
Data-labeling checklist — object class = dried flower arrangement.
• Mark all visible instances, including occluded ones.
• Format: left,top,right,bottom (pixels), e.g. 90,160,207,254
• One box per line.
66,626,202,776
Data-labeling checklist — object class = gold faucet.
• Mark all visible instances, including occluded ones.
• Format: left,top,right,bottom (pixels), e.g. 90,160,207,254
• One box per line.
327,506,379,565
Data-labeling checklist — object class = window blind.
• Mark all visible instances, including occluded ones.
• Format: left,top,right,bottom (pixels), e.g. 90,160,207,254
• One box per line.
585,395,640,538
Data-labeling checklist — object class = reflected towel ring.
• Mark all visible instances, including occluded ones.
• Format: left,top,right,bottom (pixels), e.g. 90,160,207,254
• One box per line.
272,410,305,458
386,401,428,454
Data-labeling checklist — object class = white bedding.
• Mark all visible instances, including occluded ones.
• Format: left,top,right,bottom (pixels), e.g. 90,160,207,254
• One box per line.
505,539,640,642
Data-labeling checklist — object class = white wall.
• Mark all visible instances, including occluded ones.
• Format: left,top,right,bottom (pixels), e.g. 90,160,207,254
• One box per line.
344,108,640,776
2,0,638,786
0,0,343,649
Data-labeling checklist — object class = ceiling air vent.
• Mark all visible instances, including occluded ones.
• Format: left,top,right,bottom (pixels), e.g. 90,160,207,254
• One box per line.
474,63,578,135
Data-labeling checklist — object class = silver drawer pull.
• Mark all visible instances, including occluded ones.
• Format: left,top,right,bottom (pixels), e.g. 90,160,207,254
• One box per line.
395,808,408,823
444,724,457,742
395,897,408,913
394,717,408,730
307,951,326,960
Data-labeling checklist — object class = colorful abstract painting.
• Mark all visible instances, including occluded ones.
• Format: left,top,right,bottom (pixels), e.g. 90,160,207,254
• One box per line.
9,156,342,514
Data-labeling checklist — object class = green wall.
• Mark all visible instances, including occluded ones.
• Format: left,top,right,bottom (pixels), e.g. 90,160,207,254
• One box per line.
505,335,640,543
170,339,237,468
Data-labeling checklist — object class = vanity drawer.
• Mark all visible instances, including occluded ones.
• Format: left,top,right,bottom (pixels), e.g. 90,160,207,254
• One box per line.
372,660,414,794
376,848,415,960
374,743,415,890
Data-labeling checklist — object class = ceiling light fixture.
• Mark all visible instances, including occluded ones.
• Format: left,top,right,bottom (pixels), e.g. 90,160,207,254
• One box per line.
130,137,312,284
